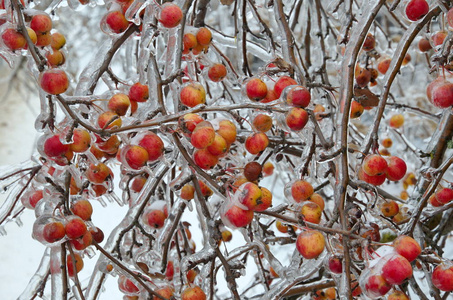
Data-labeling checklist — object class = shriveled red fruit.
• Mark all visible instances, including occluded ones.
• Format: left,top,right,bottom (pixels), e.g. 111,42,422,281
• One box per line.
30,14,52,35
432,263,453,291
124,145,149,169
44,135,69,157
285,107,308,131
362,33,376,51
245,132,269,154
194,148,219,169
196,27,212,46
180,82,206,107
40,69,69,95
418,37,432,52
208,64,227,82
221,229,233,242
381,254,413,285
286,86,311,107
90,227,104,243
129,82,149,102
146,209,166,228
405,0,429,21
386,156,407,181
355,68,371,87
224,205,254,228
243,162,262,182
181,285,207,300
67,253,84,277
364,274,392,298
350,100,364,118
246,78,268,101
296,230,325,259
2,28,26,50
432,31,448,47
393,235,421,262
274,76,297,98
43,221,66,243
363,154,388,176
71,200,93,220
138,132,164,161
291,180,314,202
159,3,183,28
65,217,87,239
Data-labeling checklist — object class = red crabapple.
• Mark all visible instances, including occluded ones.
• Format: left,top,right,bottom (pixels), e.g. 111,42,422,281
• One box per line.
286,86,311,107
405,0,429,21
217,119,237,145
36,32,51,47
274,76,297,98
118,275,140,295
418,37,432,52
262,161,274,176
138,132,164,161
179,113,204,135
159,3,183,28
388,291,410,300
191,121,215,149
70,231,93,250
385,156,407,181
432,263,453,291
86,163,112,184
44,135,69,157
364,274,392,298
124,145,149,169
43,221,66,243
208,63,227,82
129,82,149,102
393,235,421,262
180,82,206,107
436,188,453,205
146,209,166,228
328,256,343,274
291,180,314,202
432,31,447,47
224,205,254,228
285,107,308,131
358,167,386,186
380,200,399,217
300,201,322,224
183,32,198,53
90,227,105,243
30,14,52,35
70,128,91,153
296,230,325,259
245,132,269,154
362,154,388,176
108,93,130,116
355,68,371,87
71,200,93,220
261,88,278,103
153,286,174,300
40,69,69,95
65,217,87,239
193,148,219,169
431,81,453,108
236,182,262,211
207,134,228,156
181,285,207,300
2,28,26,50
28,190,44,208
309,193,325,210
381,254,413,285
246,78,268,101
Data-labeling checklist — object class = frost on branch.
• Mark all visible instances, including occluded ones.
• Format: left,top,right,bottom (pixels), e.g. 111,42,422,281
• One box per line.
1,0,453,299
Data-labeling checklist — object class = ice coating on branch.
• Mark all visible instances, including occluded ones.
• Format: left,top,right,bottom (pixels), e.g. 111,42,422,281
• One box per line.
18,248,51,300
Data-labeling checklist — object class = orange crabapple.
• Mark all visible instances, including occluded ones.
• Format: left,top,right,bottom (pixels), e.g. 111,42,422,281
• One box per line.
252,114,273,132
355,68,371,87
45,49,65,67
308,193,325,210
388,291,410,300
97,111,122,129
51,32,66,50
196,27,212,46
217,119,237,145
300,201,322,224
181,285,207,300
193,148,219,169
362,154,388,176
221,229,233,242
262,161,274,176
393,235,421,262
431,30,447,47
389,114,405,128
43,221,66,243
36,32,52,47
70,128,91,153
236,182,262,211
377,57,391,74
108,93,130,116
208,63,227,82
153,286,174,300
71,199,93,221
124,145,149,170
291,180,314,202
191,121,216,149
86,163,112,184
350,100,364,119
65,216,87,239
183,32,198,53
180,184,195,200
380,200,399,217
207,134,228,156
179,113,204,136
418,37,432,52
